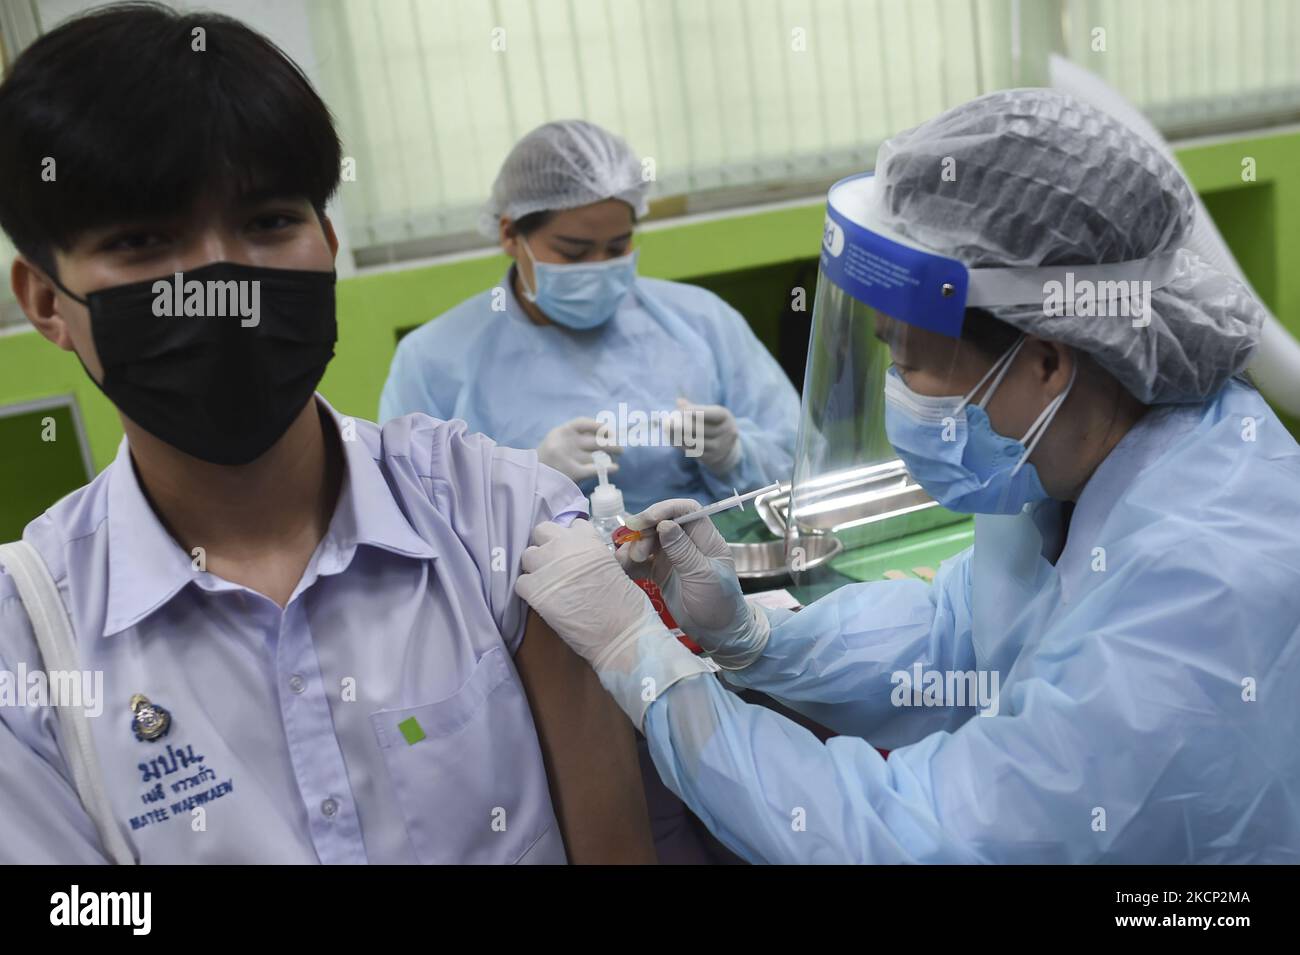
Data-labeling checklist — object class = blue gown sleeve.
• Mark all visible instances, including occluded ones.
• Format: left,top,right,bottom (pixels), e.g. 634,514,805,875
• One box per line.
722,549,977,747
379,332,448,424
694,297,801,496
641,539,1297,863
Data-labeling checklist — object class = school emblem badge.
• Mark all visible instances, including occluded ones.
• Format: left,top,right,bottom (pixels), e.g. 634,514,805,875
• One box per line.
129,693,171,742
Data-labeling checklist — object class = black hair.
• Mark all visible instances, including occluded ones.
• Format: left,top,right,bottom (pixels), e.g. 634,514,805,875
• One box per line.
0,1,342,277
510,204,638,238
512,211,556,237
960,307,1022,359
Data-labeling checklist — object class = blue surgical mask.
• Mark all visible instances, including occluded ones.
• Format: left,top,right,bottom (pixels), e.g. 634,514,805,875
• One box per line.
883,337,1076,514
519,237,637,330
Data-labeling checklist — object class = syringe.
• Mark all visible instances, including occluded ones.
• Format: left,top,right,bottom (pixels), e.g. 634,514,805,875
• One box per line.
673,482,782,525
613,482,782,545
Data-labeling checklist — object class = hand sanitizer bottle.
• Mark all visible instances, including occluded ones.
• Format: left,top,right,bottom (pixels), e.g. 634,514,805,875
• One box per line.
588,450,704,654
589,451,626,550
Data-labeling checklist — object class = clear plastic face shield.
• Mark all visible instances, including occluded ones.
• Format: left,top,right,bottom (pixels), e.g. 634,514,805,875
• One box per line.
781,173,1178,593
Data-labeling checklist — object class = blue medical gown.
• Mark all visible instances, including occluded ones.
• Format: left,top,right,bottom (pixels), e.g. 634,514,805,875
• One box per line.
643,379,1300,863
379,273,801,512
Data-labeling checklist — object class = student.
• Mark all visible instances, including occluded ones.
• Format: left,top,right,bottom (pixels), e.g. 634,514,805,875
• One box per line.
0,2,653,864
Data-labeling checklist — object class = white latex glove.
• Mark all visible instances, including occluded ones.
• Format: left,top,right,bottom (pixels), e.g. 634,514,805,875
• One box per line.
616,499,770,670
674,398,743,476
516,519,716,728
536,417,623,482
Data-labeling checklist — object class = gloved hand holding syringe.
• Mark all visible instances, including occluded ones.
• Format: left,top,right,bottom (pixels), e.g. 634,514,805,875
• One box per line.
609,487,779,669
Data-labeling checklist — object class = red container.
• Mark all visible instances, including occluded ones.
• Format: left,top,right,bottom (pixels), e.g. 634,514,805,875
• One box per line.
633,578,703,653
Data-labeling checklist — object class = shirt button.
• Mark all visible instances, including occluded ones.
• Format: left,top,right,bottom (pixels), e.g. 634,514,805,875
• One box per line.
288,674,306,694
321,798,338,818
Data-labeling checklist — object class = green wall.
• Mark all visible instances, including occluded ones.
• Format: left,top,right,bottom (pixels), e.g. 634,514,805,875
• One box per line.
2,129,1299,536
0,401,91,540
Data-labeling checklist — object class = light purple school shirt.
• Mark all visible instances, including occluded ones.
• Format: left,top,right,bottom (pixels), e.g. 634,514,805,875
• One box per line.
0,395,586,863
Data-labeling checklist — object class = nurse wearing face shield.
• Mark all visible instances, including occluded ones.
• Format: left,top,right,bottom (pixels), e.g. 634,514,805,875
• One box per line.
515,89,1300,863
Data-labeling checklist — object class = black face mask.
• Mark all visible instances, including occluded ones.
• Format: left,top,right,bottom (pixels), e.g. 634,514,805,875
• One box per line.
53,261,337,466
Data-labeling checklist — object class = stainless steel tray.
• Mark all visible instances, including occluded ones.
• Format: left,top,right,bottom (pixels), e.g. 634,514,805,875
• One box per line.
729,535,843,581
752,461,964,552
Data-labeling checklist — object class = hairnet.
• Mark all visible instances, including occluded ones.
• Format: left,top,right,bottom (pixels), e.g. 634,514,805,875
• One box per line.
480,119,650,237
871,88,1265,404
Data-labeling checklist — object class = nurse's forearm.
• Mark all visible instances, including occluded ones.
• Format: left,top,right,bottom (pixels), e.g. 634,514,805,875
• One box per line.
514,611,657,864
640,670,860,863
641,670,977,864
717,578,970,741
722,580,936,701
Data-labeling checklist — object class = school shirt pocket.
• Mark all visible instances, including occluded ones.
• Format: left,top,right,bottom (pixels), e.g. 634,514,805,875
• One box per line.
370,646,561,864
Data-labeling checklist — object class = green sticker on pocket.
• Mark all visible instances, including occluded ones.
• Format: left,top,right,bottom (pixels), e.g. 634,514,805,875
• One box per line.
398,716,426,745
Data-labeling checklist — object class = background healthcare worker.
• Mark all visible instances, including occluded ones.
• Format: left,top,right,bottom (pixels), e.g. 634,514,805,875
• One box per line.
513,90,1300,863
379,119,800,512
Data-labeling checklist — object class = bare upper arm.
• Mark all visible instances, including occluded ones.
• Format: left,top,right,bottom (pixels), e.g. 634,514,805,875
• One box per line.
513,610,656,864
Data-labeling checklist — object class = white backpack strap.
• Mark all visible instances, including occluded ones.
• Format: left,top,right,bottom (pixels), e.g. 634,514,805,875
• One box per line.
0,540,135,865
